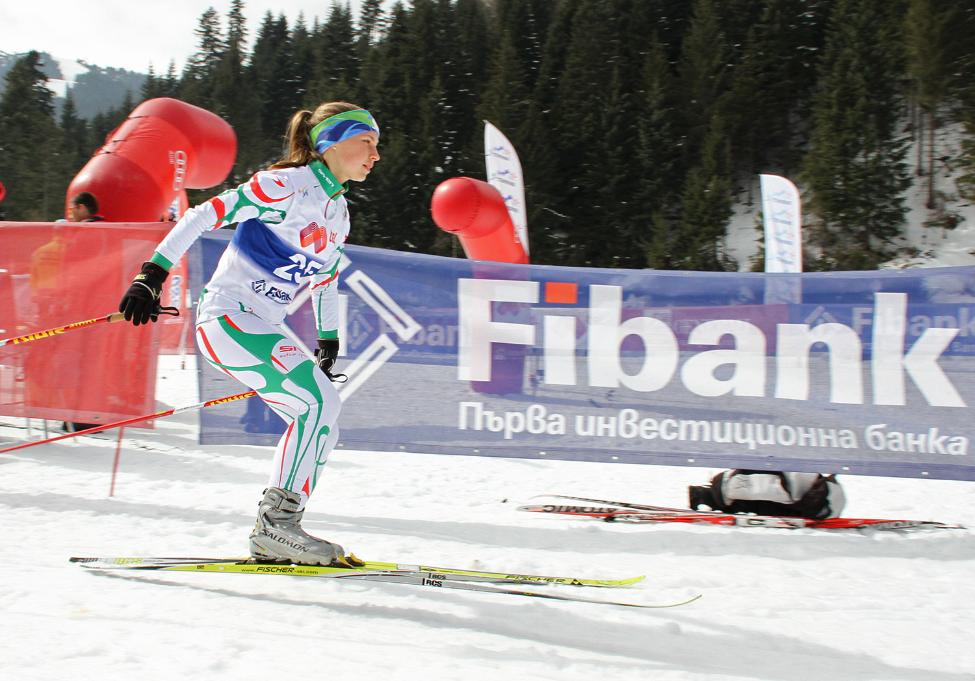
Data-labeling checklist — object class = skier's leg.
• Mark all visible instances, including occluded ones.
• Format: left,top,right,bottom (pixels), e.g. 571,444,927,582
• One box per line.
195,313,348,565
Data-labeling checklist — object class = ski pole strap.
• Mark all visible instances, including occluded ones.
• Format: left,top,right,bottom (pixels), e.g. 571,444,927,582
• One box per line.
324,369,348,383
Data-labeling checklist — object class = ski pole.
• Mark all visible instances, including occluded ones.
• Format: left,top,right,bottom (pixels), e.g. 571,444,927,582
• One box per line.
0,312,126,348
0,391,257,454
0,306,179,349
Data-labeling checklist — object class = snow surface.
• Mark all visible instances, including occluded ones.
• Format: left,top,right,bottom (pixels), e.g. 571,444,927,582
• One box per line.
42,56,92,99
2,355,975,681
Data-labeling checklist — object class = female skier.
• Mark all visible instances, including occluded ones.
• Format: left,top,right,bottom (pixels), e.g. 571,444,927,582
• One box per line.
118,102,380,567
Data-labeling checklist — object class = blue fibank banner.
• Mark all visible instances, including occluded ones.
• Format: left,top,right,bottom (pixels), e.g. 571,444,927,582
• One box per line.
191,231,975,480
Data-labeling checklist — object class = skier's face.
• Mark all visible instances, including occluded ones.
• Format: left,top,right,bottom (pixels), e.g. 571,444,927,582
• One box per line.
325,132,380,184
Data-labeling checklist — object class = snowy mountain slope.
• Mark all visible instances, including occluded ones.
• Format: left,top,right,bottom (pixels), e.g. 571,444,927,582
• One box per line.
0,50,145,118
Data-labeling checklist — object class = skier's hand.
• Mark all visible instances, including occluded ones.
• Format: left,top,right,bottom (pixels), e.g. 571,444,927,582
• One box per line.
315,339,346,382
119,261,169,325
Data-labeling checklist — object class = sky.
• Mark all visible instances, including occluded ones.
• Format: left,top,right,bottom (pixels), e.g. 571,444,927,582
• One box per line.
0,0,366,74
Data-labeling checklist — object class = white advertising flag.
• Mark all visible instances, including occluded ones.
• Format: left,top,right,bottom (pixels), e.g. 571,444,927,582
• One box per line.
484,121,529,256
760,174,802,273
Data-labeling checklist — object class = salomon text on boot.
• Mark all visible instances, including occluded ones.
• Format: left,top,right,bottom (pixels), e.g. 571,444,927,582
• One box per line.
249,487,355,566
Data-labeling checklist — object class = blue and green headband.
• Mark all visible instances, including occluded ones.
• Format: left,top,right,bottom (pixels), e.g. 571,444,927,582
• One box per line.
309,109,380,154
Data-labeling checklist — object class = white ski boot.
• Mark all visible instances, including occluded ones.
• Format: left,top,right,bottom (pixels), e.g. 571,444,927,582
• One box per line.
249,487,351,566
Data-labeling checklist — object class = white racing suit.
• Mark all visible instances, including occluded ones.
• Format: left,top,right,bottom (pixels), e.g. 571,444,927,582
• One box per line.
148,160,350,506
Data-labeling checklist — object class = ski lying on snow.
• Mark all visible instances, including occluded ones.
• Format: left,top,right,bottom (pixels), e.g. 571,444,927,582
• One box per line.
520,495,964,531
69,557,697,609
68,556,643,588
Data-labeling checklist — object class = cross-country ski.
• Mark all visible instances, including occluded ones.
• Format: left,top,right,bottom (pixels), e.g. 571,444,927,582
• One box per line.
70,555,646,588
518,495,964,531
70,557,695,609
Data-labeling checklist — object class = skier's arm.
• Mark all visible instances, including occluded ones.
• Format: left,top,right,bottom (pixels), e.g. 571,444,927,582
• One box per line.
309,250,344,378
119,171,296,325
149,172,297,271
309,250,342,341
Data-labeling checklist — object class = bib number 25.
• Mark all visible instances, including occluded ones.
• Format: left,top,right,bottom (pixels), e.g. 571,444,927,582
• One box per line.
273,253,322,283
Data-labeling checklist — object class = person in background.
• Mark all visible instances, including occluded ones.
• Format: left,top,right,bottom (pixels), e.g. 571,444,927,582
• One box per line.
68,192,104,223
59,191,104,431
118,102,380,567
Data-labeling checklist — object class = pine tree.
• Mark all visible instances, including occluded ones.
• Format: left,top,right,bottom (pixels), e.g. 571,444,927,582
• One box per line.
677,0,731,168
724,0,829,181
637,0,695,62
59,91,91,181
598,64,647,268
0,51,64,220
305,3,357,106
246,12,299,168
351,2,424,250
227,0,247,52
391,0,449,254
543,0,623,266
904,0,962,208
214,0,259,182
142,64,160,99
292,13,317,106
145,61,180,99
180,7,226,109
802,0,910,270
955,1,975,203
432,0,489,180
637,33,686,269
519,0,580,263
673,112,736,271
358,0,386,50
478,28,530,137
494,0,552,94
354,0,387,104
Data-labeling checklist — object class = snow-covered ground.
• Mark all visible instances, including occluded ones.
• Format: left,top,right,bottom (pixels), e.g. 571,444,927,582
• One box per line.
2,355,975,681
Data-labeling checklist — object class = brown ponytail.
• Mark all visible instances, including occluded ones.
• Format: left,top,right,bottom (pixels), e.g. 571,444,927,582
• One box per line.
270,101,364,169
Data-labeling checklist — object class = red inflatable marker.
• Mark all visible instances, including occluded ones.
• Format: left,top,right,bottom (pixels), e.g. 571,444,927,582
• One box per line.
66,97,236,222
431,176,528,264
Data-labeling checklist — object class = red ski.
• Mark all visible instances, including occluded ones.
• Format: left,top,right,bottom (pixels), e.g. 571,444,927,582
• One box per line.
518,495,964,531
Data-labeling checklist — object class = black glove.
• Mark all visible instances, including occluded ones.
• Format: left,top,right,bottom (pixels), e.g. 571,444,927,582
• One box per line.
315,338,346,382
119,261,169,325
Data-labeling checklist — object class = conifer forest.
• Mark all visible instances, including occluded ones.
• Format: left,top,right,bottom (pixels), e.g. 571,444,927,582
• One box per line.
1,0,974,271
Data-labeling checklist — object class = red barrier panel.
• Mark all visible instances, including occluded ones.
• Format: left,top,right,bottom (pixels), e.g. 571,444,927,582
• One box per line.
66,98,236,222
0,222,173,425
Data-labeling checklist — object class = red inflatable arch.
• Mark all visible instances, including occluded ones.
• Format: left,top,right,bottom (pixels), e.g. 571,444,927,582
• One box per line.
65,97,236,221
430,177,528,264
